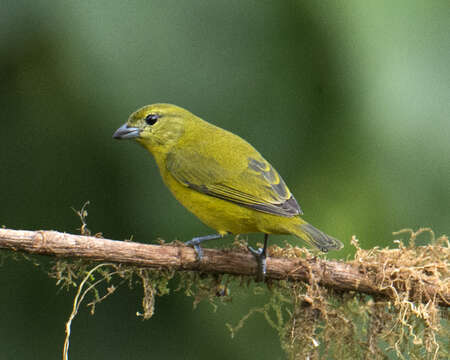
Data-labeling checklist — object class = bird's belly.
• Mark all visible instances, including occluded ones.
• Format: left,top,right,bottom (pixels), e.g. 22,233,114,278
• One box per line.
172,184,260,234
163,175,288,234
163,172,292,235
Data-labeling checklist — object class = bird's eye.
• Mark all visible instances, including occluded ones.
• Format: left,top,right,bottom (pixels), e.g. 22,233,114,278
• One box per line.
145,113,159,125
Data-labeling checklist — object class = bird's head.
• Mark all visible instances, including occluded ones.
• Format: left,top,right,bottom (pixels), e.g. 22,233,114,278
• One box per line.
113,103,192,151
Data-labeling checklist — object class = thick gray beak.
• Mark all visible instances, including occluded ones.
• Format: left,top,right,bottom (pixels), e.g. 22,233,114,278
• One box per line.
113,123,141,139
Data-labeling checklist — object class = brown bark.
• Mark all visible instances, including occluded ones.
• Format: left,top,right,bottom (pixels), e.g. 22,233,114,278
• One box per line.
0,228,448,307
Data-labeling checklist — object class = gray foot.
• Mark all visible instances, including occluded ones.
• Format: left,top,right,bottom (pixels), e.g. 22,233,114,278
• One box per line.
248,234,269,282
185,234,222,260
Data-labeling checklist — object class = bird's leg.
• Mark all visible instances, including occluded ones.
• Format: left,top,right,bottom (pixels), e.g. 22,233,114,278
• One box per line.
185,234,222,260
248,233,269,282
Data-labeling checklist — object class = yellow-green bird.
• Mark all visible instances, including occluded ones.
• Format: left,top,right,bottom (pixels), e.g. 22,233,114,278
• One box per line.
113,104,343,280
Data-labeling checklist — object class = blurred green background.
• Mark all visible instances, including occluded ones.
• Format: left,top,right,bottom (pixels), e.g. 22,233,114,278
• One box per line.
1,1,449,359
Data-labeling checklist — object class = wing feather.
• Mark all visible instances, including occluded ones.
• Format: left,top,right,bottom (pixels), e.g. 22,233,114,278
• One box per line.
166,150,302,217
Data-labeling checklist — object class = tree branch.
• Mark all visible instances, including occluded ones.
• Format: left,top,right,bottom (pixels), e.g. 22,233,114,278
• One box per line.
0,228,448,307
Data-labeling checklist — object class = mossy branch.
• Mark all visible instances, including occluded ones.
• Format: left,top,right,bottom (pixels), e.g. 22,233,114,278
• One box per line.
0,228,448,307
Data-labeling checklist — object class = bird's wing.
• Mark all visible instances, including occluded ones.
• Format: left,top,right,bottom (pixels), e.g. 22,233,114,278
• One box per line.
165,149,302,217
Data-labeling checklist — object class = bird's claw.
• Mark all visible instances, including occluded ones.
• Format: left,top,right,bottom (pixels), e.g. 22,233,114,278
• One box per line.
248,246,264,256
185,234,222,261
185,239,204,260
248,246,267,282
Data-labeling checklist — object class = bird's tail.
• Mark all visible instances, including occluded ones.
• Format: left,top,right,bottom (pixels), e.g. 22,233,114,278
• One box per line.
292,221,343,252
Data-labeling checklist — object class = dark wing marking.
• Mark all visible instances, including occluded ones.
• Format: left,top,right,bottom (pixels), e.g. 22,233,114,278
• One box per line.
247,158,302,215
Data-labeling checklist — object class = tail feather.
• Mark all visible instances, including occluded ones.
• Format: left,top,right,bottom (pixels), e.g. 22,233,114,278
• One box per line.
296,223,343,252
